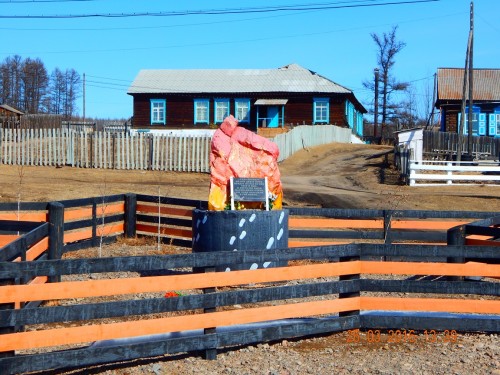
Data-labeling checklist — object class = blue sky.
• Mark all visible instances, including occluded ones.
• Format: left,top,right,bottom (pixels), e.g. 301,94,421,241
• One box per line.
1,0,499,120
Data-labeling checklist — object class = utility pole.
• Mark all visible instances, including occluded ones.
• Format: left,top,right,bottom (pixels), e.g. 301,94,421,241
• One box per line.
458,32,471,162
467,1,474,158
83,73,86,124
373,68,379,140
426,73,437,129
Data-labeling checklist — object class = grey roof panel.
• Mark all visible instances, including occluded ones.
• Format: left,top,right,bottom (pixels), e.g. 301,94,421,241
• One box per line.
128,64,352,95
254,99,288,105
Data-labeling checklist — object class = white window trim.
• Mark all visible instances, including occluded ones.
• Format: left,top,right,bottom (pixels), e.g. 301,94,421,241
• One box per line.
235,98,250,123
215,98,230,123
194,99,210,124
313,97,329,124
150,99,166,125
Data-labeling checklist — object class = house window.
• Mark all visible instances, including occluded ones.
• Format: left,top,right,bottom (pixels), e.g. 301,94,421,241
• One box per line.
313,98,329,124
345,101,354,128
215,99,230,123
151,99,166,125
496,113,500,136
235,98,250,123
194,99,210,124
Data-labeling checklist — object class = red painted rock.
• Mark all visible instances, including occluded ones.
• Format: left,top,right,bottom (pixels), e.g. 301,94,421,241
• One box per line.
208,115,283,210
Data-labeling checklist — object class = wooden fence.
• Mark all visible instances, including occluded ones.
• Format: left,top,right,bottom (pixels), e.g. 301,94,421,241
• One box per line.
0,194,206,260
287,207,497,247
1,195,497,264
409,160,500,186
0,125,353,171
423,131,500,160
272,125,352,162
0,128,212,172
0,196,499,374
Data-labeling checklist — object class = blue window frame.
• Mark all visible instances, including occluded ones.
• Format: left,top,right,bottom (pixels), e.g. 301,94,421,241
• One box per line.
496,113,500,137
313,98,329,124
345,101,354,128
214,99,230,123
488,113,497,136
194,99,210,124
150,99,166,125
459,106,480,135
235,98,250,123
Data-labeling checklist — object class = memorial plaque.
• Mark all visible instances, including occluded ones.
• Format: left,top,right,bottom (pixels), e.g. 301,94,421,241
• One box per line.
232,178,267,202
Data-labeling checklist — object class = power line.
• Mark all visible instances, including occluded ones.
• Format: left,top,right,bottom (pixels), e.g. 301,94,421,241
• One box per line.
0,0,98,3
476,12,500,34
0,0,440,19
0,9,317,31
2,10,454,55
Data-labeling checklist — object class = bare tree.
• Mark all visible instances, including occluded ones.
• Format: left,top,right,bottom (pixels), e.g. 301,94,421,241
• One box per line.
393,84,418,130
63,69,81,119
0,55,23,109
363,26,409,139
0,55,81,118
49,68,81,118
49,68,66,115
21,58,49,114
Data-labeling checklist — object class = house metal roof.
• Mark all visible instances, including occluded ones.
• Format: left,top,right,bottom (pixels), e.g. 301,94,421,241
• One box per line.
128,63,352,95
437,68,500,101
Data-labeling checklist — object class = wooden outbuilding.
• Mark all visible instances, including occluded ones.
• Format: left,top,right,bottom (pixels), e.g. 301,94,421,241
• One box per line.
0,104,24,119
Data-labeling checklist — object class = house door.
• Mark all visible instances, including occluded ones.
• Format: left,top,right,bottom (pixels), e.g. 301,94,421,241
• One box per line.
267,106,279,128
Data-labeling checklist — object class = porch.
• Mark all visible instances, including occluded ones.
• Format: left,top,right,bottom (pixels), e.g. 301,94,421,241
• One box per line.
255,99,287,129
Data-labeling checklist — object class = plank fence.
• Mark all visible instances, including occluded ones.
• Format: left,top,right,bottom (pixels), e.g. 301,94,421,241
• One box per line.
423,131,500,160
0,125,353,171
272,125,352,162
287,207,497,247
0,128,212,172
0,195,499,374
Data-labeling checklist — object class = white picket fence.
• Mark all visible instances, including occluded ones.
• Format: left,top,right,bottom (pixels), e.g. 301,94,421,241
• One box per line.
0,125,354,172
409,160,500,186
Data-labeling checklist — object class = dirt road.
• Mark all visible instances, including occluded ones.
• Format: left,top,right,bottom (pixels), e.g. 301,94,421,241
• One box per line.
0,142,498,212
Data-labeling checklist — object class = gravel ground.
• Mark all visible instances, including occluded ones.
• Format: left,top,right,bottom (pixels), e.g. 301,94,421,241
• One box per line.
33,242,498,375
56,330,499,375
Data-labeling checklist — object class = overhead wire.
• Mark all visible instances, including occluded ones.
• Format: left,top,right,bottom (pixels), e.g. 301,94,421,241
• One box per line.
0,0,440,19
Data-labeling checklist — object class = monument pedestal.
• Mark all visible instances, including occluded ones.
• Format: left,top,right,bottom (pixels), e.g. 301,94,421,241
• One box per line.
192,209,289,271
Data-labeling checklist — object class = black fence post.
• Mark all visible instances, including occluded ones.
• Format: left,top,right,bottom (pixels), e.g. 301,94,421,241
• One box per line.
92,198,98,247
202,266,217,360
447,225,466,281
124,193,137,238
48,202,64,283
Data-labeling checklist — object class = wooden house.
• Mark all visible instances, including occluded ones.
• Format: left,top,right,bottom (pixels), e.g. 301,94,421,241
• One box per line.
0,104,24,119
0,104,24,128
435,68,500,137
127,63,366,135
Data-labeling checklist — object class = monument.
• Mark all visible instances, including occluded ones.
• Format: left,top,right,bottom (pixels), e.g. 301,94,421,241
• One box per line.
192,115,288,271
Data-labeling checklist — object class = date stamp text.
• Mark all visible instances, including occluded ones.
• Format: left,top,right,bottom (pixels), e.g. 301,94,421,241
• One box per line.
346,329,460,345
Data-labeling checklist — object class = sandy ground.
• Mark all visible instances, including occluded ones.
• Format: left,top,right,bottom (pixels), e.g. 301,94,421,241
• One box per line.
0,142,498,213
